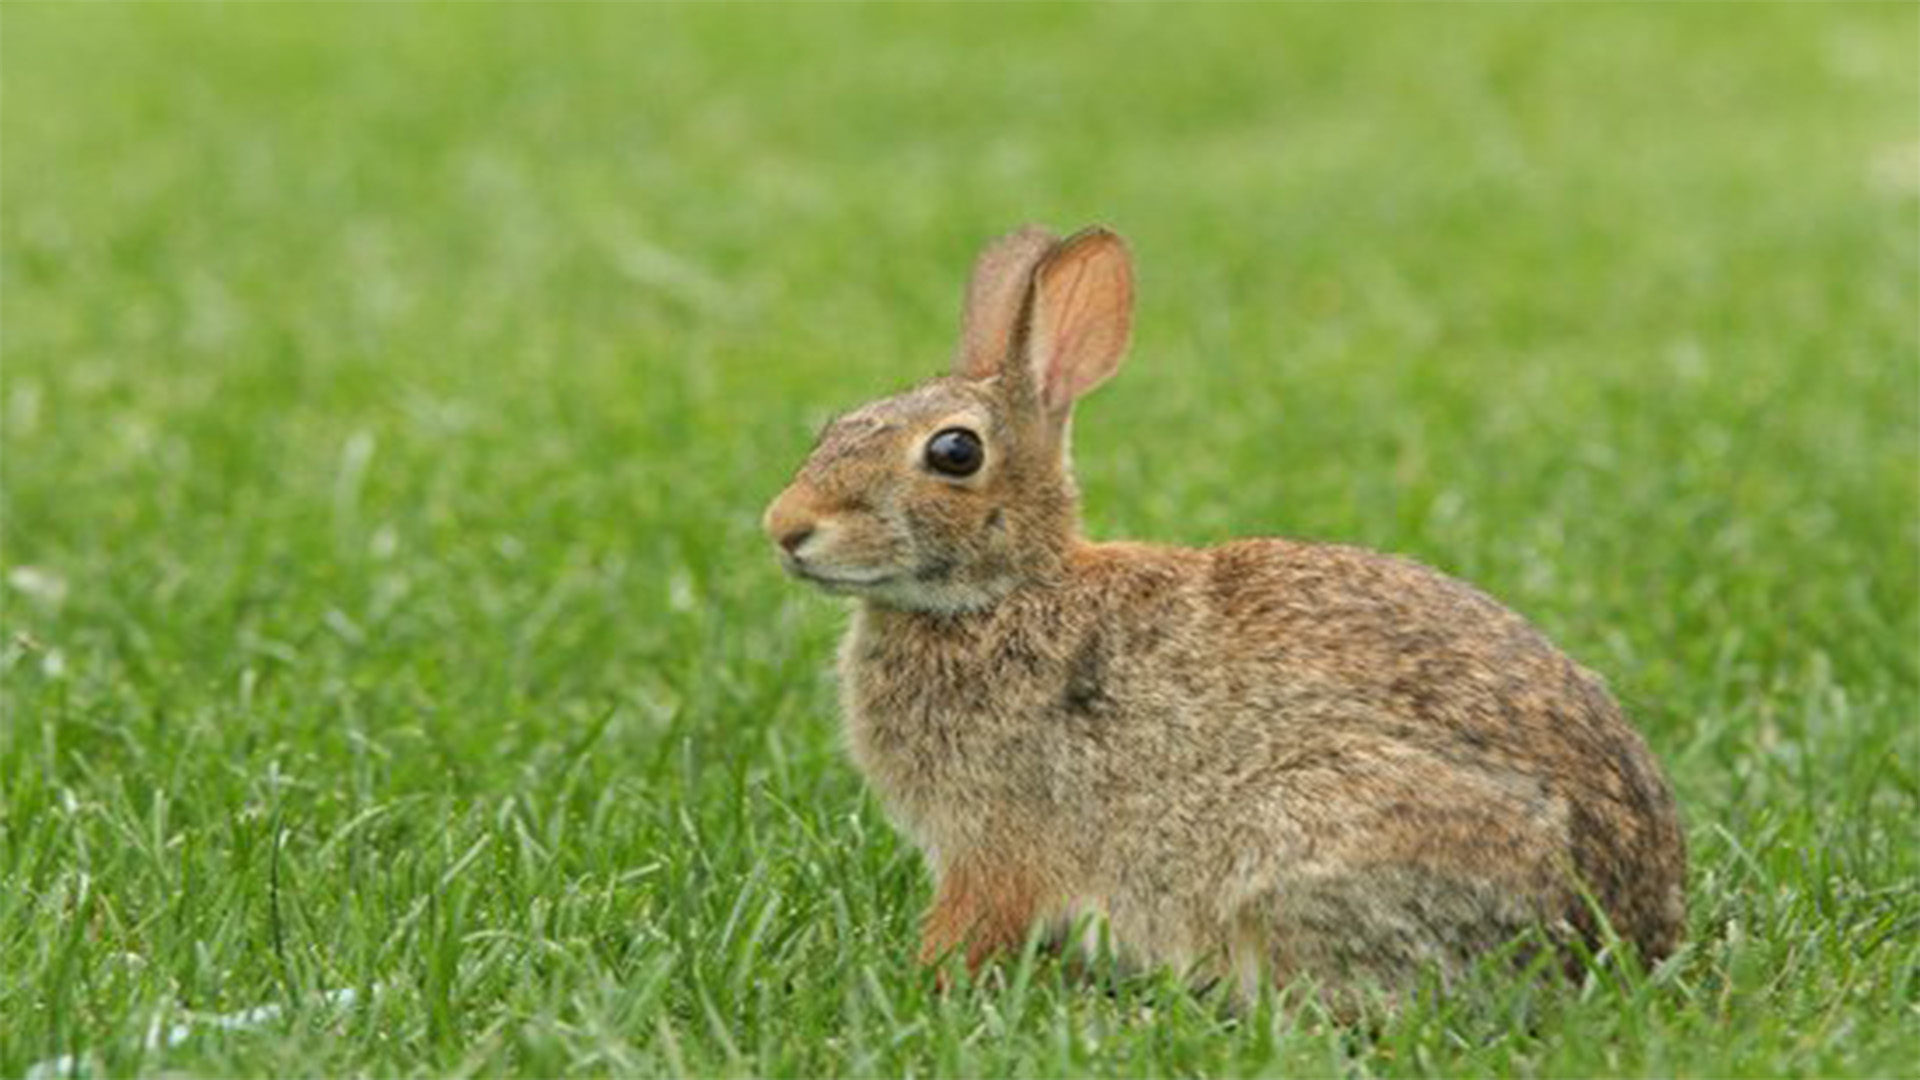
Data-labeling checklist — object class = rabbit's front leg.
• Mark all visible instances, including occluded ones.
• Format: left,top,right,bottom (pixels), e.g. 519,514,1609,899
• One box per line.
918,853,1047,973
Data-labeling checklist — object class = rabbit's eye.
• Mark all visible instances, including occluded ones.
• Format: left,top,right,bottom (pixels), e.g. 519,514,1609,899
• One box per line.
924,428,984,478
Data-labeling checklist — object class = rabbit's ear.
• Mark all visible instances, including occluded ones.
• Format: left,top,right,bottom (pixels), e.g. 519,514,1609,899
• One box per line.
952,225,1059,381
1025,227,1133,416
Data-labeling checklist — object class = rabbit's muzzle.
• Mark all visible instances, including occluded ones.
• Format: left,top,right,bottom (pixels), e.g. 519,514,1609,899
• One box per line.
763,481,904,591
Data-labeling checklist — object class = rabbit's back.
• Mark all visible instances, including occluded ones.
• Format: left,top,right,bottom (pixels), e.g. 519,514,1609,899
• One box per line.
1066,538,1687,980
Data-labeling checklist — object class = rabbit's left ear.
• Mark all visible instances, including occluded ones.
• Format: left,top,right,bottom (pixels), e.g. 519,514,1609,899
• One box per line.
953,225,1059,381
1024,228,1133,416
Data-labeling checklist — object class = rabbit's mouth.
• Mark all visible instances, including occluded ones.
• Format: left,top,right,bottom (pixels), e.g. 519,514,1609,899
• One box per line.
788,563,901,591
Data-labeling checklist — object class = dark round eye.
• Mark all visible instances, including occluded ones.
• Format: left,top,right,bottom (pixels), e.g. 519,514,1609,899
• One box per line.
924,427,984,477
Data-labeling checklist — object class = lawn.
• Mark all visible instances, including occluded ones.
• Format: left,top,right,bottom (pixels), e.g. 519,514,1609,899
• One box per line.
2,4,1915,1077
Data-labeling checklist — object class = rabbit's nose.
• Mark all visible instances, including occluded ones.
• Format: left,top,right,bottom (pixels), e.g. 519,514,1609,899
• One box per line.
763,488,821,556
778,524,816,555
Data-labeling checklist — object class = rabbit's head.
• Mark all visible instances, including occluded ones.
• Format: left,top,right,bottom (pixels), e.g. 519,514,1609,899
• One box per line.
764,225,1134,613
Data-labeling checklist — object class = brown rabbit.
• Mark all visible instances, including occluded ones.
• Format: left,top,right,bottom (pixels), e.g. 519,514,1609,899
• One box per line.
762,225,1686,1003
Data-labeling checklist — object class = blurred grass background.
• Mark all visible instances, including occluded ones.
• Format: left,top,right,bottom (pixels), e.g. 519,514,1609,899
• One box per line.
3,4,1916,1077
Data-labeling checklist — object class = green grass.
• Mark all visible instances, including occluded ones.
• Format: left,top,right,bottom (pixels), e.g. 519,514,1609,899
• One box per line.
3,4,1916,1076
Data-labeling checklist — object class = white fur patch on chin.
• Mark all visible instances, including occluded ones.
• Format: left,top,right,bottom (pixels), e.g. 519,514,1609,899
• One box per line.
861,575,1008,615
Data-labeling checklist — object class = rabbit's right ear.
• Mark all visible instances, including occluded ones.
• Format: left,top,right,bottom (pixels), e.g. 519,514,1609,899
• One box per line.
1023,227,1134,417
952,225,1059,381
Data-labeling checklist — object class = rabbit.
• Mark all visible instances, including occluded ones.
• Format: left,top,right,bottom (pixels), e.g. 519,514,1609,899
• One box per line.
761,224,1687,1005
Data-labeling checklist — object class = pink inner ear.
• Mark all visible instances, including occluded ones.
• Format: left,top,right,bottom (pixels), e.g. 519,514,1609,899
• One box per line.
1041,268,1089,406
1036,243,1131,411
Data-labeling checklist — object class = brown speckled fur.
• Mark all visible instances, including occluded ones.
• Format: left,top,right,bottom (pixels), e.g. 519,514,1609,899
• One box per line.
762,226,1686,1002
